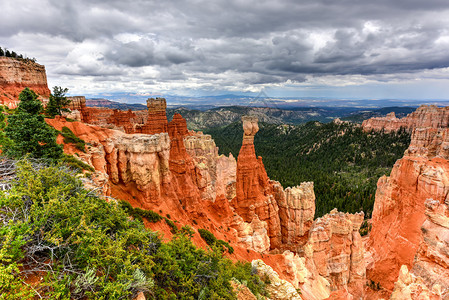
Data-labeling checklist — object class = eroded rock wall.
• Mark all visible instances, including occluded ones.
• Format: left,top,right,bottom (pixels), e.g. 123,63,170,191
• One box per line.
367,127,449,296
307,209,365,298
0,57,51,108
362,105,449,132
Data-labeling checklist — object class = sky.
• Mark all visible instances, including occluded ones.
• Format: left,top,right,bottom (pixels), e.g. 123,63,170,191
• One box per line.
2,0,449,103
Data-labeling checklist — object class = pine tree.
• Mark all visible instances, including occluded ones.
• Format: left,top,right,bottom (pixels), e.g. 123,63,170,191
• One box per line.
2,88,63,160
0,47,4,56
46,86,71,117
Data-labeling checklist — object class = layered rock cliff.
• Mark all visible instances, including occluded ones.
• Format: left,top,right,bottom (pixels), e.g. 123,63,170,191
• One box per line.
366,126,449,297
0,56,51,108
362,105,449,132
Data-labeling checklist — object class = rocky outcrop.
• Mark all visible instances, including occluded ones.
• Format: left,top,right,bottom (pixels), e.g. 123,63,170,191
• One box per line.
411,197,449,299
79,97,169,135
281,250,331,300
230,116,318,255
307,209,365,298
167,113,202,211
274,182,316,252
390,265,442,300
232,116,282,249
136,98,168,134
184,130,237,201
405,127,449,160
252,259,303,300
104,133,171,206
367,127,449,296
0,57,50,108
362,105,449,132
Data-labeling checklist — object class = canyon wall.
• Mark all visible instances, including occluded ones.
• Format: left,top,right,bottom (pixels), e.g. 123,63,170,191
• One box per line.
362,105,449,132
0,57,51,108
366,125,449,298
49,108,365,298
48,98,449,299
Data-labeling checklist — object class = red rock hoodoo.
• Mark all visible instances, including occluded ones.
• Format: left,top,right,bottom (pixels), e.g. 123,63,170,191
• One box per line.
0,56,51,108
135,97,169,134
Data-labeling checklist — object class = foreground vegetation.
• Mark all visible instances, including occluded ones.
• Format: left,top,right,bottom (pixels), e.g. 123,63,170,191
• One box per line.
0,160,268,299
206,121,410,218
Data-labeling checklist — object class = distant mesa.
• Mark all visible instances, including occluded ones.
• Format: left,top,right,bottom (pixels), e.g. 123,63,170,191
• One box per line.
362,105,449,132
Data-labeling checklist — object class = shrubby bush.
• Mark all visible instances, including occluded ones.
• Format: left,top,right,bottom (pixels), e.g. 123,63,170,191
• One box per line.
60,126,86,152
0,160,266,299
199,228,234,254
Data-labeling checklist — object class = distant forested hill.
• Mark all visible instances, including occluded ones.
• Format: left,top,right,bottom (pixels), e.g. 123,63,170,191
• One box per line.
205,121,410,218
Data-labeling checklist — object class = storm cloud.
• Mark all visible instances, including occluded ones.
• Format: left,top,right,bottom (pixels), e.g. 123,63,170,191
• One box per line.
2,0,449,98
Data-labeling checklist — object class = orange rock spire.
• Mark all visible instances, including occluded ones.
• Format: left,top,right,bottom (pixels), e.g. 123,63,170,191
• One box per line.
137,97,169,134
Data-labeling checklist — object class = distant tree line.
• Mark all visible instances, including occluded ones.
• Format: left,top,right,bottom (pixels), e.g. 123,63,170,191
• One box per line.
0,46,37,62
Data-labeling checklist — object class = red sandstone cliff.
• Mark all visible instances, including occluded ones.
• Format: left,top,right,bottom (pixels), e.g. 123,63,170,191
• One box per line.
366,127,449,298
0,57,50,108
362,105,449,132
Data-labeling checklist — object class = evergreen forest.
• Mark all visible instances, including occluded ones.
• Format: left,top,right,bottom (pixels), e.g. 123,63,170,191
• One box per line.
205,121,411,218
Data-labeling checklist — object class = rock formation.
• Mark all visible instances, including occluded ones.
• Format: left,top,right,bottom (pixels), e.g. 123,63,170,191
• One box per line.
366,127,449,296
362,105,449,132
136,98,169,134
252,259,303,300
274,182,316,252
46,93,449,299
0,57,50,108
231,116,317,254
410,196,449,299
167,113,203,211
390,265,442,300
307,209,365,298
103,133,171,205
232,116,282,249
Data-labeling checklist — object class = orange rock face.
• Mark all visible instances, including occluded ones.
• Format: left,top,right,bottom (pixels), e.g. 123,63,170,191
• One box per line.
0,57,51,108
367,127,449,296
136,98,168,134
168,113,202,211
307,209,365,298
362,105,449,132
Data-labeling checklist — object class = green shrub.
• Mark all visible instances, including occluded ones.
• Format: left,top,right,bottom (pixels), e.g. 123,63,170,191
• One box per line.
0,160,267,299
61,154,95,173
60,126,85,152
198,228,217,246
163,218,178,234
119,200,163,223
359,220,372,236
198,229,234,254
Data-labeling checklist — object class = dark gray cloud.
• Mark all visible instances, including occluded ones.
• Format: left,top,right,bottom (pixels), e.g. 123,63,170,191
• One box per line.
2,0,449,96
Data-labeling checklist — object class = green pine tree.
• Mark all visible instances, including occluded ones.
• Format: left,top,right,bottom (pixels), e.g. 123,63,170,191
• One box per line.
2,88,63,160
45,86,71,117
